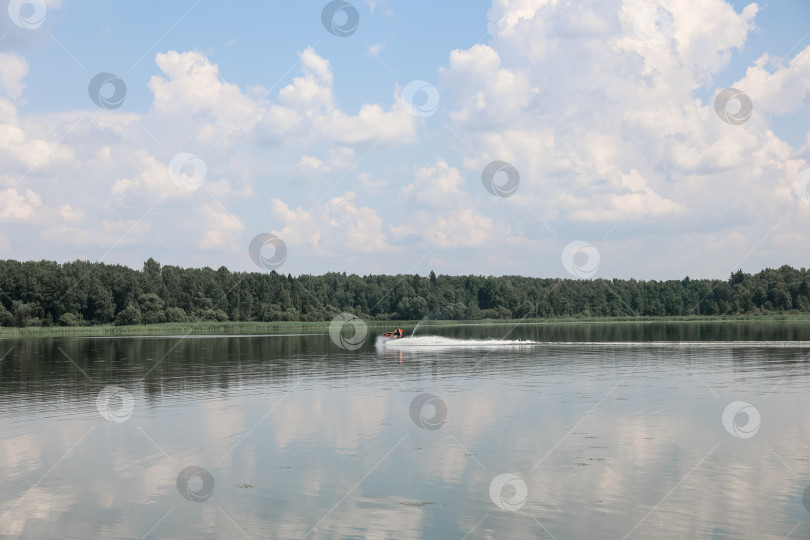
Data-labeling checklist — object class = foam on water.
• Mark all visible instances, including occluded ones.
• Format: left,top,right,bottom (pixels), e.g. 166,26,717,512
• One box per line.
376,336,539,348
544,340,810,348
375,336,810,349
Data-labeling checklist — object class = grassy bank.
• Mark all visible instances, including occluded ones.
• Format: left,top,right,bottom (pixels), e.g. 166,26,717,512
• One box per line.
2,314,810,338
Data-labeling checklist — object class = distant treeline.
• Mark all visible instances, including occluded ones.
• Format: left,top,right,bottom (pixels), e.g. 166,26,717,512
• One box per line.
0,258,808,327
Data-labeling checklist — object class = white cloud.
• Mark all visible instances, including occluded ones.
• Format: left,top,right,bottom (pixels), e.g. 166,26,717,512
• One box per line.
276,47,417,144
42,219,150,247
442,44,534,129
0,42,421,268
197,201,245,250
390,158,523,249
148,47,417,148
737,47,810,115
391,156,529,251
296,147,355,182
150,50,254,118
0,188,41,221
297,155,327,176
271,192,391,253
0,97,75,171
567,169,686,221
110,148,232,203
400,158,468,207
0,53,28,100
391,207,506,249
58,204,84,222
110,149,177,201
356,172,389,194
440,0,797,234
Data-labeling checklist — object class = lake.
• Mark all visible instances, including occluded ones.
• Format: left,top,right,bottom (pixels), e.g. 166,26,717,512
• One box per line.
1,321,809,539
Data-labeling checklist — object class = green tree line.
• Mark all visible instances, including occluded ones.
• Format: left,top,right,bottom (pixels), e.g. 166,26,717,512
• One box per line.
0,259,808,327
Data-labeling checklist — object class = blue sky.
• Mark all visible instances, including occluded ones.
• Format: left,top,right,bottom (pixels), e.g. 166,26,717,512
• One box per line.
16,1,491,113
1,0,809,279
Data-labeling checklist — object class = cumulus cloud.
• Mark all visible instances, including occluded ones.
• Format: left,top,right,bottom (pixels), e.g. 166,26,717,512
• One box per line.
442,44,533,129
391,207,503,249
400,158,468,207
0,188,41,221
0,41,423,265
0,96,75,171
390,158,526,249
296,147,356,182
441,0,802,239
111,149,197,202
566,169,686,221
271,192,391,253
57,204,84,222
147,47,417,148
149,50,258,142
197,201,245,250
737,47,810,115
0,53,28,100
1,0,808,277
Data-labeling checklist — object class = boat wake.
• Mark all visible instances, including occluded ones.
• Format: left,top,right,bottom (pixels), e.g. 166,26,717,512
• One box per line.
375,336,539,349
374,337,810,349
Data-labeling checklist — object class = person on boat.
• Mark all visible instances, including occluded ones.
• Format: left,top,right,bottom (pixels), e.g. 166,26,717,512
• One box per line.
393,328,403,338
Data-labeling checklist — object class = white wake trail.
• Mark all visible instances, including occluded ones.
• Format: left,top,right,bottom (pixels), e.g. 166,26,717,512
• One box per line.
376,336,539,349
374,337,810,349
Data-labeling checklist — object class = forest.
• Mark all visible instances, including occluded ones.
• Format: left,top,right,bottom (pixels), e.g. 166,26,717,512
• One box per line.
0,258,808,327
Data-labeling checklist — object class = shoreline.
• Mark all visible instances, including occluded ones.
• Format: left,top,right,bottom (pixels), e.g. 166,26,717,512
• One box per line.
2,314,810,338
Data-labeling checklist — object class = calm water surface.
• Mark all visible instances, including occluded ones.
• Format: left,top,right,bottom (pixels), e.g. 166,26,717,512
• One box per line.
1,322,810,539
